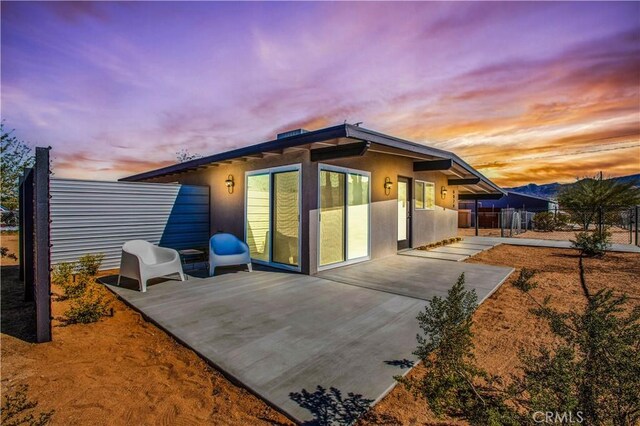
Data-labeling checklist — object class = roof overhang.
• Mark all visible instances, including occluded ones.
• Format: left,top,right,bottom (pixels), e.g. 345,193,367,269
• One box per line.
120,124,505,196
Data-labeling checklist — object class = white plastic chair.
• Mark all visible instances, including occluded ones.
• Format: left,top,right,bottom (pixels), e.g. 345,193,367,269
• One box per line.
118,240,185,292
209,233,252,277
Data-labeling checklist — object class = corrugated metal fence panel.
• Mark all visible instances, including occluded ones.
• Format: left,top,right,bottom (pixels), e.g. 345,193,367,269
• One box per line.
50,178,210,270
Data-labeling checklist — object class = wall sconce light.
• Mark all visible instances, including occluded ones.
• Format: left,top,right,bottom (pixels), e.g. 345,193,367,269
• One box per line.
225,174,234,194
441,186,448,199
384,177,393,195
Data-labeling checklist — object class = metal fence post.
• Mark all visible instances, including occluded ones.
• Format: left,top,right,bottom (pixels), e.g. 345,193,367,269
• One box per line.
474,199,479,237
636,206,639,247
629,208,633,244
34,147,52,343
597,206,604,236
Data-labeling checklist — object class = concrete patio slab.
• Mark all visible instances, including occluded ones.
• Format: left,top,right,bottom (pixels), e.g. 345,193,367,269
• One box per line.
451,242,497,249
318,255,513,302
105,255,512,423
464,236,640,253
399,249,468,261
429,246,481,255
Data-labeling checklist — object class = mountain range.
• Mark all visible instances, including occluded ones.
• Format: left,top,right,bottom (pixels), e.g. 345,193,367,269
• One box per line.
505,173,640,200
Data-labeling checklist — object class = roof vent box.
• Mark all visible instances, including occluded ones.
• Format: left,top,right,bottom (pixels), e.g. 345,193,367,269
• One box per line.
277,129,309,139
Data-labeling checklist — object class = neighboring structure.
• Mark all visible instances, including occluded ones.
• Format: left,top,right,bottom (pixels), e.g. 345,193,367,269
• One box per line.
458,191,557,229
459,191,557,213
122,124,504,275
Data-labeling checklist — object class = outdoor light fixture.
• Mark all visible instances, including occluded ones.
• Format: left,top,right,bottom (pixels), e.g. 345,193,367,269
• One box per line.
441,186,448,199
225,174,234,194
384,177,393,195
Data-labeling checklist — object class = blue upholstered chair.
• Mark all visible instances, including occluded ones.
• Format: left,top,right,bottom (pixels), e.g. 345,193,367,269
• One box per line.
209,233,252,276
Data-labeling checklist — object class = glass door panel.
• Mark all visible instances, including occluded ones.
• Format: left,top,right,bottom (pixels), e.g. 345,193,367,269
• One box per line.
273,171,300,266
246,174,270,262
319,170,345,266
398,180,408,242
347,174,369,259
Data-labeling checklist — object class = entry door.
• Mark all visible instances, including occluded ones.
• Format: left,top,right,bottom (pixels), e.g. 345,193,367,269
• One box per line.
397,176,412,250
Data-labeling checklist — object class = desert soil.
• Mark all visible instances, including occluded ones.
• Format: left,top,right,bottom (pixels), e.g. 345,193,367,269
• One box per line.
1,232,293,425
1,233,19,266
2,238,638,425
458,227,634,245
360,245,640,425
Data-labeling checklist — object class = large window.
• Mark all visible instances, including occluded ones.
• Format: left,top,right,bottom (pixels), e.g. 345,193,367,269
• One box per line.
319,165,370,268
415,181,435,210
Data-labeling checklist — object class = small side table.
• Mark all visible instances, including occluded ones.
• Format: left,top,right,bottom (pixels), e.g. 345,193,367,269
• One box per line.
178,248,208,274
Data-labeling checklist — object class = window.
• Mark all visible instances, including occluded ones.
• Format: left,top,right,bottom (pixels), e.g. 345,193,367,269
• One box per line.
415,181,435,210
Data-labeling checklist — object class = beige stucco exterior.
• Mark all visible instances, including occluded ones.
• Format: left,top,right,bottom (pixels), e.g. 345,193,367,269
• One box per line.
145,149,459,274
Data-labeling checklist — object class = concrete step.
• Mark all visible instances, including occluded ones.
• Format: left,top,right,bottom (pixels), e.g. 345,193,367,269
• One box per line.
400,250,469,262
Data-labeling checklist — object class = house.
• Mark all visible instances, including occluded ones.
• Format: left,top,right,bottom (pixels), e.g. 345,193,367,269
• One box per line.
458,191,557,228
459,191,557,213
121,124,504,275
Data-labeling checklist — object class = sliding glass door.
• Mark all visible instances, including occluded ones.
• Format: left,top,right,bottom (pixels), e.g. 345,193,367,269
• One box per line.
246,165,300,270
319,170,345,266
273,170,299,266
319,165,370,269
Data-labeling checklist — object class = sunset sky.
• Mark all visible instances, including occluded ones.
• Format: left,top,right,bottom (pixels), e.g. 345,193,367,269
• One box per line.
2,1,639,186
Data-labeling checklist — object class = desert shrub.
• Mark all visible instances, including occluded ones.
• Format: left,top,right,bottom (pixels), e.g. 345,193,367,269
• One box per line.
63,284,110,324
396,274,520,424
76,253,104,276
51,262,75,286
554,212,570,229
571,230,611,257
1,210,18,226
1,384,54,426
532,212,556,231
513,272,640,425
53,254,105,300
400,268,640,425
59,272,94,300
0,246,17,260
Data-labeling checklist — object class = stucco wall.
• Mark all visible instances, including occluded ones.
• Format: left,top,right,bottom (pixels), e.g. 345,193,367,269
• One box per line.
144,148,459,275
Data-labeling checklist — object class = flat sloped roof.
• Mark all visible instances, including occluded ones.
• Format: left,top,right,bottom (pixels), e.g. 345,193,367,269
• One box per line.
121,123,504,194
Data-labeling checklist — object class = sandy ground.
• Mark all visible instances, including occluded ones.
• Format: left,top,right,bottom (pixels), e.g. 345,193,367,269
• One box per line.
1,260,293,425
1,233,19,266
458,227,635,245
457,228,501,237
360,245,640,425
3,237,638,425
516,228,634,245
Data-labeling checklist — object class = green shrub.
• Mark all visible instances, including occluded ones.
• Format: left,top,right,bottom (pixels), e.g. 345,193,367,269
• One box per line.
0,246,17,261
76,253,104,276
571,230,611,257
60,272,95,300
63,285,110,324
532,211,556,231
399,265,640,425
51,262,75,287
554,212,570,229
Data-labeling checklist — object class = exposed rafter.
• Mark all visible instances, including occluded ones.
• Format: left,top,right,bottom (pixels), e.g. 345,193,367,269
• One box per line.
459,193,503,200
310,141,370,162
413,159,452,172
448,178,481,186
